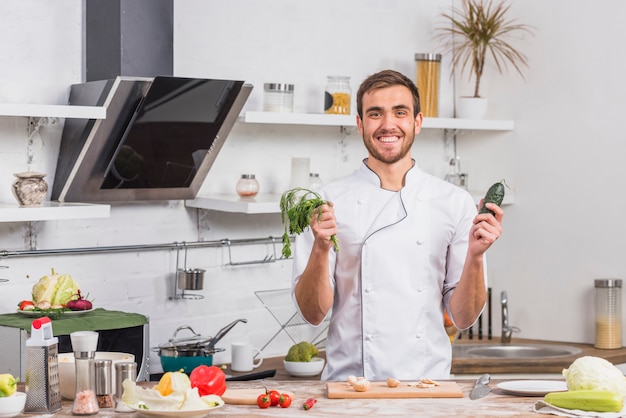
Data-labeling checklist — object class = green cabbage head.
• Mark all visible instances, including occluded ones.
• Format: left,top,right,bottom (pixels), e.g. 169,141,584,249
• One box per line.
563,356,626,397
32,268,79,308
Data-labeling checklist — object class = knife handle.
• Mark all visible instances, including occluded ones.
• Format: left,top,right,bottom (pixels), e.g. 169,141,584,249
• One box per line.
226,369,276,381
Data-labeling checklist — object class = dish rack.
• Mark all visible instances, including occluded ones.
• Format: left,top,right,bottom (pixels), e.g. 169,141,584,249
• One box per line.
255,288,330,351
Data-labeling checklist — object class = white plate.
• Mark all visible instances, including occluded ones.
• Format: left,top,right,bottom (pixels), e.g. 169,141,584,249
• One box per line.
496,380,567,396
128,405,224,418
16,307,94,317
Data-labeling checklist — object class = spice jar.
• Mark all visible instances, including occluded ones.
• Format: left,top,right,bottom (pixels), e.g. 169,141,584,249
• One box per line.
114,362,137,412
309,173,323,192
236,174,259,198
94,360,113,408
263,83,294,112
594,279,622,349
414,53,442,117
324,76,351,115
70,331,99,415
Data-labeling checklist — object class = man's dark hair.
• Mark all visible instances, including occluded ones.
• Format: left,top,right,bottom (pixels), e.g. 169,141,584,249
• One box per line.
356,69,420,119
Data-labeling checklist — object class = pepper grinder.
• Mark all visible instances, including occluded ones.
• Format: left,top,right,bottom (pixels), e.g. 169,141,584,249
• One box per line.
70,331,100,415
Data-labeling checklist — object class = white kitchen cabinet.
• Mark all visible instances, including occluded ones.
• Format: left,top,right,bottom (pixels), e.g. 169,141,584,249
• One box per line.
0,103,110,222
186,112,515,213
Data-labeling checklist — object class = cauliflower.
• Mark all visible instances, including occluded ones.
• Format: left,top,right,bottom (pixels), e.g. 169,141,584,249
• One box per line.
285,341,319,362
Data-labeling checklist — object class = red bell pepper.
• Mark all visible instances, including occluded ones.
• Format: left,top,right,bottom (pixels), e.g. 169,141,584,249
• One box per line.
189,365,227,396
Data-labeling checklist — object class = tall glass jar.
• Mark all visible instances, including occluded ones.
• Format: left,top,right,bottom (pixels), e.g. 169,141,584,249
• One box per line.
594,279,622,349
414,53,442,117
324,76,351,115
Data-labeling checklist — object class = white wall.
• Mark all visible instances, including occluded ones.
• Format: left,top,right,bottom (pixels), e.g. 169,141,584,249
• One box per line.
0,0,624,375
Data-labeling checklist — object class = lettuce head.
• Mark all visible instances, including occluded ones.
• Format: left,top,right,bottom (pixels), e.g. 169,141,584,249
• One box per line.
32,268,79,307
563,356,626,397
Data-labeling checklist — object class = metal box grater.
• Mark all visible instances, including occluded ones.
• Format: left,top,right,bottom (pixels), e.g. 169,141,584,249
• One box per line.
24,317,62,413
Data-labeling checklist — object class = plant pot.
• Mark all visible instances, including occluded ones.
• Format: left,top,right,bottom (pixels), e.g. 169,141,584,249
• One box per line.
457,97,488,119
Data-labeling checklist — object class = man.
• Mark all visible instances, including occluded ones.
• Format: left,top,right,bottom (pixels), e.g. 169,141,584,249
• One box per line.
291,69,503,381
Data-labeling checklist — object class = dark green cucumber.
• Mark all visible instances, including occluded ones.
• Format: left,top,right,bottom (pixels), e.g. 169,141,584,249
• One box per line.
479,180,507,215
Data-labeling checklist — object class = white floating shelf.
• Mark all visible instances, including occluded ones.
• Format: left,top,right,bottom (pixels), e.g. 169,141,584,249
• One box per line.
186,194,283,214
187,191,514,214
0,202,110,222
0,103,106,119
242,111,514,131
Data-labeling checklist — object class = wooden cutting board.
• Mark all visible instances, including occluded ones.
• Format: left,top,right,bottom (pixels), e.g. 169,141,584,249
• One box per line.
222,388,296,405
326,381,464,399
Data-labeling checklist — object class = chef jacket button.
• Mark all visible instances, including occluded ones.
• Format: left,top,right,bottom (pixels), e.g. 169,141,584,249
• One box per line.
416,287,423,293
365,287,372,293
365,334,374,341
357,199,364,205
416,333,422,339
416,240,424,245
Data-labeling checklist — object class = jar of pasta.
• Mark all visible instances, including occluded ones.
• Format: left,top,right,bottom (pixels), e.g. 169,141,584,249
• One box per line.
324,76,351,115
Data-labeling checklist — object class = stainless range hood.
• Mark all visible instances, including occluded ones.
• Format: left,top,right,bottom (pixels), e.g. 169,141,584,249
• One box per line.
52,76,252,203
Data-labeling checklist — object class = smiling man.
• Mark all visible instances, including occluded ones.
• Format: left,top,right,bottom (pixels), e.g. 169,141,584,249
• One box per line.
291,69,504,381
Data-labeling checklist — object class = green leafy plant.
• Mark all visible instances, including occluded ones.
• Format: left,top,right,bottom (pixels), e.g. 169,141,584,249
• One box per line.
280,187,339,258
435,0,533,98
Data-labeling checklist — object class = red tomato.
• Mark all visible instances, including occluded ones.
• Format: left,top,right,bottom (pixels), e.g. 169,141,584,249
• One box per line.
257,393,271,409
267,389,280,407
18,300,35,311
279,393,292,408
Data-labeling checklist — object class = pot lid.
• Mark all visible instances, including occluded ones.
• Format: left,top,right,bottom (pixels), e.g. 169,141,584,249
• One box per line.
158,325,213,349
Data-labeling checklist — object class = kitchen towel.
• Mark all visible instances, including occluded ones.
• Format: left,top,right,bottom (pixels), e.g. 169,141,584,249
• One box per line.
534,400,626,417
0,308,148,335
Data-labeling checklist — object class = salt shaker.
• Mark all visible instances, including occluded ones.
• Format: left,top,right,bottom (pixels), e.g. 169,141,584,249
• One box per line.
594,279,622,349
70,331,100,415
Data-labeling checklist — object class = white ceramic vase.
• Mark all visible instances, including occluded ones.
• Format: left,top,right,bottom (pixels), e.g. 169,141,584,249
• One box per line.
12,171,48,207
457,97,488,119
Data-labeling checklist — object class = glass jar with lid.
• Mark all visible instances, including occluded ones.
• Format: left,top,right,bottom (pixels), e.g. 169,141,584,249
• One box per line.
324,76,351,115
263,83,294,112
236,174,260,198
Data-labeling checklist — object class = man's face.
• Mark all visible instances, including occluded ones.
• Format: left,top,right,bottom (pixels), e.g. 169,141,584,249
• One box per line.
357,85,422,165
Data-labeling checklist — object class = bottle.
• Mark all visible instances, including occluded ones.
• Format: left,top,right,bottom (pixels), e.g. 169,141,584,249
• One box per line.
324,76,351,115
71,331,100,415
309,173,323,192
236,174,259,198
594,279,622,349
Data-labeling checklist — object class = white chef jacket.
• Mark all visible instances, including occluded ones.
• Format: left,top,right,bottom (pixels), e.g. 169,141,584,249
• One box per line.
292,160,486,381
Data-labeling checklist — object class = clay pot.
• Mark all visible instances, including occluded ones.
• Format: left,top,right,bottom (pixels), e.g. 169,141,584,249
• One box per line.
12,171,48,207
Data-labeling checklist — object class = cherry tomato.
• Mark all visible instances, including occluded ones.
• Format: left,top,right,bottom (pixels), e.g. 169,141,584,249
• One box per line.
18,300,34,311
256,393,271,409
279,393,292,408
268,389,281,407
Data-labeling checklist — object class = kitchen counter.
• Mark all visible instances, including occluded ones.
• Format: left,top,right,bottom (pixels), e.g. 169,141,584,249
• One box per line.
221,337,626,380
451,337,626,374
17,379,560,417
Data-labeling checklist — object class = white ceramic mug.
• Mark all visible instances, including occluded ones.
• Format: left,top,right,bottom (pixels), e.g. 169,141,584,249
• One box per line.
231,342,263,372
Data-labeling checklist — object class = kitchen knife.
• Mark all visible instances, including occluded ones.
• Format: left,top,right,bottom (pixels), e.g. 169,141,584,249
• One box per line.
469,373,491,400
226,369,276,381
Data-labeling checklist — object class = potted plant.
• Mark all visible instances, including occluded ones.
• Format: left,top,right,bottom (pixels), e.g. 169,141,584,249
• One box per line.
435,0,533,119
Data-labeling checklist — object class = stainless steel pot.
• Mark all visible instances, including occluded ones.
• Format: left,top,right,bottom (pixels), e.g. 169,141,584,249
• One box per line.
155,319,247,373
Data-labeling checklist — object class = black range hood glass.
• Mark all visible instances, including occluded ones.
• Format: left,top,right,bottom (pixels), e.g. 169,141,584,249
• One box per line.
52,76,252,202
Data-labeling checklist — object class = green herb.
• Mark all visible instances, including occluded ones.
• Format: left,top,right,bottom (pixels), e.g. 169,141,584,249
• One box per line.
280,187,339,258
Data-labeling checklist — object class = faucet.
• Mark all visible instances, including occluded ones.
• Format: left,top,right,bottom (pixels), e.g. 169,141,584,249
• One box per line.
501,290,520,343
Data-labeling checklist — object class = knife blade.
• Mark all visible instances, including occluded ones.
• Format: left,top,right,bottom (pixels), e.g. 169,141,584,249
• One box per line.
470,373,491,400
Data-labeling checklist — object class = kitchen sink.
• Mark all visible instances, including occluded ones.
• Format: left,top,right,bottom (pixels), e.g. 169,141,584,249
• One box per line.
452,343,583,359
